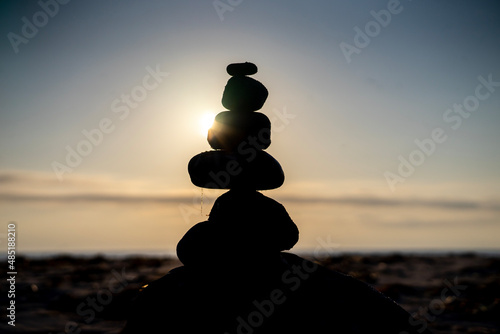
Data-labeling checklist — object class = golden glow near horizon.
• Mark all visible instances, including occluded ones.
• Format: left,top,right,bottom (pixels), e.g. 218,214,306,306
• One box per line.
199,111,216,137
2,1,499,255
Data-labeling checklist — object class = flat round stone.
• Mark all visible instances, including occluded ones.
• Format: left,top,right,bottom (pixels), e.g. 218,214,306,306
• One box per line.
207,111,271,151
226,62,258,76
188,150,284,190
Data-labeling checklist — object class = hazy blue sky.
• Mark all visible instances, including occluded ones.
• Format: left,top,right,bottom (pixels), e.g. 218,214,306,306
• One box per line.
1,1,499,254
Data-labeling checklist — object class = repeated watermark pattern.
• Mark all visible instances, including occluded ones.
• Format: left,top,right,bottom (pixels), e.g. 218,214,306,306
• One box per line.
213,0,244,21
51,64,169,181
400,276,467,334
49,267,132,334
7,0,71,54
384,74,499,191
224,258,318,334
223,235,339,334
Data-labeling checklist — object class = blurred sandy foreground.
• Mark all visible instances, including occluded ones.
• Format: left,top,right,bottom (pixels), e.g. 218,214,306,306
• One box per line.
0,253,499,334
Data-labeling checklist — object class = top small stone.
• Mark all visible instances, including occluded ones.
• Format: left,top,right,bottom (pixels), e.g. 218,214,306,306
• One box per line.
227,62,258,76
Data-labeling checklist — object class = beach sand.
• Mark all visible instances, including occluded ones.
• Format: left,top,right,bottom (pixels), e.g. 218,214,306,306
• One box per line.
1,253,498,333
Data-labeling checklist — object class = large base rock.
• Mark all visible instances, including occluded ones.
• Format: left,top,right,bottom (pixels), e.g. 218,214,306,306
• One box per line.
122,253,433,334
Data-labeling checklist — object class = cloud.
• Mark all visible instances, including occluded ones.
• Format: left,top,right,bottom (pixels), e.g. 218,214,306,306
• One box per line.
274,195,500,211
1,170,499,211
0,169,194,203
0,192,190,203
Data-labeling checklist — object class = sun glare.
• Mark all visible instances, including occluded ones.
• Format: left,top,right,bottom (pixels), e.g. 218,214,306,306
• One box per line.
199,111,216,136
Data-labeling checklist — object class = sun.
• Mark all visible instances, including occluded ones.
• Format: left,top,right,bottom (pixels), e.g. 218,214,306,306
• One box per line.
199,111,216,136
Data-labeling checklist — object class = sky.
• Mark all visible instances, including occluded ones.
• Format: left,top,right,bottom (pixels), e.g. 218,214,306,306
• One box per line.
1,0,499,256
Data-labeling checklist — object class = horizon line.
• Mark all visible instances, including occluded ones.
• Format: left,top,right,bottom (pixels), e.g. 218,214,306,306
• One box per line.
1,192,499,211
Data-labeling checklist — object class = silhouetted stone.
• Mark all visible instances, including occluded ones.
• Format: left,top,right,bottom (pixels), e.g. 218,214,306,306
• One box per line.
176,220,283,268
222,76,268,111
176,191,298,267
122,61,435,334
188,150,284,190
121,253,434,334
227,62,258,76
207,111,271,151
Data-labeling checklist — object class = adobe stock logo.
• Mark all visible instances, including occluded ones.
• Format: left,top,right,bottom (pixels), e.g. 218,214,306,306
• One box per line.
7,0,71,54
384,74,499,191
51,64,169,181
213,0,243,22
223,235,339,334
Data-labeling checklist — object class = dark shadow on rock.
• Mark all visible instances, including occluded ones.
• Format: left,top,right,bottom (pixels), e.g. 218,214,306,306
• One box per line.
121,252,433,334
176,190,298,267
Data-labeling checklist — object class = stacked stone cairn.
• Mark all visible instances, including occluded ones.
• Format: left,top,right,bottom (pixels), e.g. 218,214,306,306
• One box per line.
177,62,299,268
122,62,435,334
